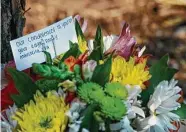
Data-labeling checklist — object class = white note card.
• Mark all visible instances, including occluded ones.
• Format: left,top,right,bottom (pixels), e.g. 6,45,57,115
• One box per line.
10,16,78,71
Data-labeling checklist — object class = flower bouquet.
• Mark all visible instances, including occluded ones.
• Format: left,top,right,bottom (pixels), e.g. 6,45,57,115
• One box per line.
1,16,186,132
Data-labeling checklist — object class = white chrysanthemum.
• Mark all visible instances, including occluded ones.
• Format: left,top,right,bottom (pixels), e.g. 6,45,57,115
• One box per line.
137,79,182,132
125,85,145,119
1,105,17,132
148,79,181,114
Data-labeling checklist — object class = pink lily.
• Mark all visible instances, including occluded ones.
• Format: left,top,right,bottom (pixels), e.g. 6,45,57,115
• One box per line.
105,22,136,60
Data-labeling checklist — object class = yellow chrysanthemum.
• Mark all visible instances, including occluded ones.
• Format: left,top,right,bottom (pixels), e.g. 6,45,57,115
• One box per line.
111,56,151,89
12,91,69,132
78,36,88,53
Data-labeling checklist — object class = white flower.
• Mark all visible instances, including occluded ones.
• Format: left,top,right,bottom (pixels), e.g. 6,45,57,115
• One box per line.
88,35,118,53
82,128,89,132
125,85,145,119
99,122,106,131
1,105,17,131
138,46,146,57
66,100,86,122
137,79,182,132
68,119,83,132
136,112,180,132
125,85,142,102
110,116,134,132
148,79,181,114
82,60,97,80
67,100,86,132
52,88,66,97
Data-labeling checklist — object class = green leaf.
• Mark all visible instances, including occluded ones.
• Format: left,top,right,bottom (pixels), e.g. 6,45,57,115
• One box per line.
75,19,86,41
60,43,81,62
43,51,52,65
80,104,99,132
94,26,104,59
172,104,186,119
91,55,112,86
88,49,101,62
105,118,111,132
88,26,104,61
141,54,178,106
69,40,74,48
75,19,87,53
8,68,39,108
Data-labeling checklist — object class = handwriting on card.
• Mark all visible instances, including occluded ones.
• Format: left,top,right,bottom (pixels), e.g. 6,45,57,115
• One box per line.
10,16,78,71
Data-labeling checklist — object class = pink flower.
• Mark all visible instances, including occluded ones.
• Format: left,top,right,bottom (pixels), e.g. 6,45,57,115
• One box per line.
105,22,136,59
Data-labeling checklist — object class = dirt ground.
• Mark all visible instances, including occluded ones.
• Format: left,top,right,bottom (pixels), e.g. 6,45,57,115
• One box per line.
23,0,186,89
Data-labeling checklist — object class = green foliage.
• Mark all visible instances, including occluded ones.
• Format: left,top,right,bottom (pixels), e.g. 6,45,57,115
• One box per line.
80,104,99,132
73,64,84,85
60,42,81,62
91,55,112,87
75,19,86,43
88,49,101,62
88,26,104,61
8,68,39,108
172,104,186,119
32,63,74,80
105,82,128,100
75,19,87,53
141,55,178,106
100,96,127,120
43,51,52,65
69,40,74,48
78,82,104,103
35,79,61,93
94,26,104,58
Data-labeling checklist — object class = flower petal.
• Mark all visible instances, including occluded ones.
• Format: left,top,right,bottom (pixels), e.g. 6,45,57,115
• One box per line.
106,22,136,59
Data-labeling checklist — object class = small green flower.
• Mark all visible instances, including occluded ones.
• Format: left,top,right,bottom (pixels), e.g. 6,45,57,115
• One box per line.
78,82,105,104
105,82,128,100
100,96,127,120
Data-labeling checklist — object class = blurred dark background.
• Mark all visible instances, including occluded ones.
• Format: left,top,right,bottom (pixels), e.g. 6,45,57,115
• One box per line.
22,0,186,90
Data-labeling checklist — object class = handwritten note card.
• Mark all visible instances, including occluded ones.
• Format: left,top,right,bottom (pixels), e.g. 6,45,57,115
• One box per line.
10,16,78,71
